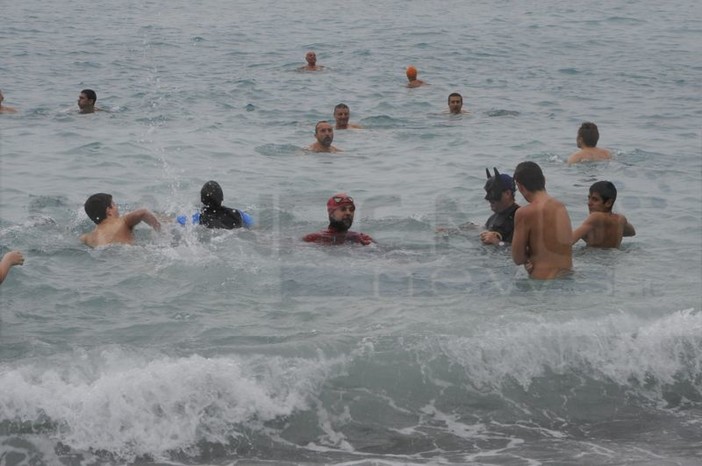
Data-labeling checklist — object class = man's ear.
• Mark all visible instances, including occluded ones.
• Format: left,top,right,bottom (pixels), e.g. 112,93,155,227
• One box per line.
605,199,614,209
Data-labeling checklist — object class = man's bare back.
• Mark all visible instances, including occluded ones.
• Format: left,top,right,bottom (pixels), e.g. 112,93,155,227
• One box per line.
512,193,573,279
567,147,611,164
572,212,635,248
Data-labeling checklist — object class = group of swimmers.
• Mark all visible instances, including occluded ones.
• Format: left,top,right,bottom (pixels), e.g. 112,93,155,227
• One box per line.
0,51,628,283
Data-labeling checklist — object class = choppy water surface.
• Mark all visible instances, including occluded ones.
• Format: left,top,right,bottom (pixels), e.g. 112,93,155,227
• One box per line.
1,0,701,464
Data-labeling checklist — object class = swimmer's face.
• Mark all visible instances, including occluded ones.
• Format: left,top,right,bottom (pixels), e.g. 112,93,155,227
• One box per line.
487,190,511,213
315,122,334,146
78,92,94,111
330,204,355,229
334,108,349,128
306,52,316,66
448,96,463,114
106,201,119,217
587,192,612,213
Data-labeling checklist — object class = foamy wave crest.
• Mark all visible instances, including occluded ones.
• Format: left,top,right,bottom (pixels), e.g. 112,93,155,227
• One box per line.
0,347,345,461
440,309,701,392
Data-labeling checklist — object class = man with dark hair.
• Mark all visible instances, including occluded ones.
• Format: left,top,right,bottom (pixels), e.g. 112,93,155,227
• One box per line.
80,193,161,247
303,193,374,245
333,103,362,129
308,120,340,153
512,161,573,279
480,168,520,245
567,122,611,164
447,93,466,114
77,89,98,114
572,181,635,248
198,181,253,229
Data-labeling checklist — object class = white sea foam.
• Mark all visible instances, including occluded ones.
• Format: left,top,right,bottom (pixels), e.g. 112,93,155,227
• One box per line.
0,347,346,461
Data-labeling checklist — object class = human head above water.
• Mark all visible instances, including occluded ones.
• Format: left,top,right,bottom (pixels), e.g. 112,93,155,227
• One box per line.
589,180,617,206
513,161,546,192
201,180,224,207
305,51,317,66
84,193,113,224
483,168,516,201
406,66,417,80
327,193,355,216
578,122,600,147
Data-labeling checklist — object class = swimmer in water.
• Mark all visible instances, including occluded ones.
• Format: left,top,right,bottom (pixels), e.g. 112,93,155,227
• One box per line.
567,122,611,164
303,193,374,245
0,89,18,114
80,193,161,247
199,180,250,229
479,169,520,246
308,120,341,153
299,51,324,71
0,250,24,284
406,66,427,88
333,103,362,129
572,181,635,248
512,161,573,279
77,89,101,114
447,92,467,114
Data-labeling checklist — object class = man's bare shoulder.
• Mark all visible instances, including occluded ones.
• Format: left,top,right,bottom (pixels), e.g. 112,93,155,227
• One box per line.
568,148,611,164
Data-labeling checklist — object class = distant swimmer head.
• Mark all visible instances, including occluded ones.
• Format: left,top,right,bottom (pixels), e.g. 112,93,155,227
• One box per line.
484,168,515,201
84,192,113,224
406,66,417,80
327,193,355,216
201,180,224,207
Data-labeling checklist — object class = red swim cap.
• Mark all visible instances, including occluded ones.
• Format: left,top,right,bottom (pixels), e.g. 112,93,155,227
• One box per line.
406,66,417,79
327,193,354,215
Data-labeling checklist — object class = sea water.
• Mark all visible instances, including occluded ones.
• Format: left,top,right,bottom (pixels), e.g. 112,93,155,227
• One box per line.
1,0,701,464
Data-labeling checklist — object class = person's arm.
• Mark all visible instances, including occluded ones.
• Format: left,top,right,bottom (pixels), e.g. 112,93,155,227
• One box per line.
0,250,24,284
358,233,374,245
622,216,636,237
571,216,594,245
123,208,162,232
511,209,529,265
566,152,581,165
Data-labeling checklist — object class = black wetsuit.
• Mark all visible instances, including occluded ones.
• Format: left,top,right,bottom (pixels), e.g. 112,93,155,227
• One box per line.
200,205,244,229
485,203,519,243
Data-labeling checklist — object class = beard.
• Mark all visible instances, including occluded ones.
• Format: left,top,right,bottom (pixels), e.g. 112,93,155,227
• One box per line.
329,217,352,232
321,136,333,146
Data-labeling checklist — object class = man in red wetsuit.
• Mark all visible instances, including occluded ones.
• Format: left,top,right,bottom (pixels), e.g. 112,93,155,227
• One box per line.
303,193,374,245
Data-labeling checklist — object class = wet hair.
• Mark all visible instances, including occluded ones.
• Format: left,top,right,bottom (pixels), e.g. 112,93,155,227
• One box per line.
334,103,349,112
201,180,224,208
513,161,546,192
84,193,112,224
589,180,617,205
578,122,599,147
315,120,330,134
81,89,97,103
448,92,463,104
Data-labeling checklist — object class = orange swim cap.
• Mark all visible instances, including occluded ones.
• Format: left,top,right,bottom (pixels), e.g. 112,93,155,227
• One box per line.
406,66,417,79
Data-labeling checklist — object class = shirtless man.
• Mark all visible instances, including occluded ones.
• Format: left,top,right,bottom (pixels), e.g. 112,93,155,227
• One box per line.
447,93,467,114
0,250,24,284
299,51,324,71
333,103,362,129
77,89,99,114
80,193,161,247
572,181,635,248
308,121,341,153
406,66,427,88
0,89,18,113
512,161,573,279
567,122,611,164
